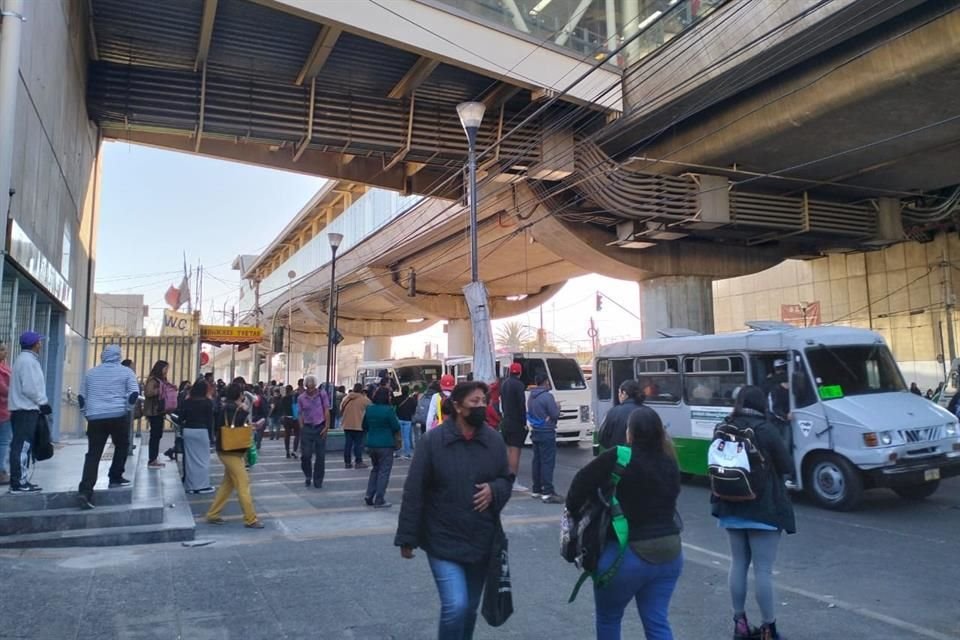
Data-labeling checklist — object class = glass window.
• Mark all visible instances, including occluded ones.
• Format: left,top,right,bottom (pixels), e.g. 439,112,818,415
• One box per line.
596,359,612,401
515,358,547,388
636,357,681,404
791,352,817,408
396,365,442,387
684,355,746,407
805,344,905,398
546,358,587,391
61,230,71,280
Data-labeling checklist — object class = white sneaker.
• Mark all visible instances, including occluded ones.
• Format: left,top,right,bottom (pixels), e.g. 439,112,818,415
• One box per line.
512,482,530,493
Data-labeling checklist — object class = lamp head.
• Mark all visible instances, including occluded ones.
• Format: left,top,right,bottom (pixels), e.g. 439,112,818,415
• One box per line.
328,232,344,249
456,101,486,133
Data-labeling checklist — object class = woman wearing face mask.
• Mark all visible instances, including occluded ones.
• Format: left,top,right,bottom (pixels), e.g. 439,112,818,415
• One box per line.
395,381,513,640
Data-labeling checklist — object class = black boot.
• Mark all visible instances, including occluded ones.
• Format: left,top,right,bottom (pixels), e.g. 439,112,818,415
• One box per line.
760,621,783,640
733,613,760,640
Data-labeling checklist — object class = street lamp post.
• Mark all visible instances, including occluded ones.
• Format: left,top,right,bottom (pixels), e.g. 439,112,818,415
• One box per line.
286,269,296,385
325,233,344,389
457,101,496,383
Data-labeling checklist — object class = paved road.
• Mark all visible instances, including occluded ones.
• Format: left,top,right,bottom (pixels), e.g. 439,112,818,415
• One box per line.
1,434,958,639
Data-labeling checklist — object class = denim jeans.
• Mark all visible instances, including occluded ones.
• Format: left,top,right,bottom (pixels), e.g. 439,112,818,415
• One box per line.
365,447,394,504
530,428,557,495
594,542,683,640
398,420,413,457
427,555,487,640
0,420,11,474
300,424,326,485
343,429,364,465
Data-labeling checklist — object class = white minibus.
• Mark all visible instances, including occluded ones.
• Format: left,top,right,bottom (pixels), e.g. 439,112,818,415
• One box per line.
356,358,442,395
593,322,960,510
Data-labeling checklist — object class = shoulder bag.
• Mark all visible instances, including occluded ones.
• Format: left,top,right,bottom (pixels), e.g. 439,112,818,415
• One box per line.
481,516,514,627
220,410,253,452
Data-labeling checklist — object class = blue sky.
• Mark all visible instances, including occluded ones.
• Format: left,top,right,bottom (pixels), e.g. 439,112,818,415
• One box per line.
95,142,641,354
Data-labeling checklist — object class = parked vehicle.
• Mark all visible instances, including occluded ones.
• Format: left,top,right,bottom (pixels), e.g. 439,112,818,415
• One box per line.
593,322,960,510
356,358,442,396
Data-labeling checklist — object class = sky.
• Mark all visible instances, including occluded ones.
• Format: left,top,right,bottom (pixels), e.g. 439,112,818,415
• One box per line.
95,142,642,356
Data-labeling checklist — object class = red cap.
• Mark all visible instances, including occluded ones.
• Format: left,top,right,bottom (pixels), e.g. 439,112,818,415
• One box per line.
509,362,522,375
440,374,456,391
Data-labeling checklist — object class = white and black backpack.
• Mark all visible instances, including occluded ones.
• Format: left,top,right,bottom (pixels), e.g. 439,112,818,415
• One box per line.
707,420,767,501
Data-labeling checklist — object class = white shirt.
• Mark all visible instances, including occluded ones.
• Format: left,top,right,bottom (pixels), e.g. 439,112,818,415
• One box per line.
427,390,451,429
9,350,48,411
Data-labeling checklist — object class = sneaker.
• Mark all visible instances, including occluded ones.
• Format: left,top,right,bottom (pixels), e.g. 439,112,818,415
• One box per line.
313,481,322,489
344,463,353,469
305,479,311,488
530,492,543,499
206,517,226,525
78,495,95,510
108,478,131,488
244,520,266,529
355,462,368,469
147,461,165,469
9,483,41,493
286,452,291,459
364,496,374,506
541,493,565,504
373,502,392,509
512,482,530,493
197,486,216,494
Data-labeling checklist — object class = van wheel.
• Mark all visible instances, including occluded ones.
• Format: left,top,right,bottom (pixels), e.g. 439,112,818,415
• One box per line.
805,453,863,511
893,480,940,501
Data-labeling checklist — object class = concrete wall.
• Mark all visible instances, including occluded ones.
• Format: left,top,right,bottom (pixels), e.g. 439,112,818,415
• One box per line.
94,293,146,337
714,232,960,391
3,0,99,435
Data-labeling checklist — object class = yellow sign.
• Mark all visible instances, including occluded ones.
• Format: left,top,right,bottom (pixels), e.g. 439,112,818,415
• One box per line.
161,309,197,337
199,325,263,345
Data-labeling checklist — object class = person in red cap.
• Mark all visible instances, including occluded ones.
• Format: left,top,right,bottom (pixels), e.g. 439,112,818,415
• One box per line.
499,361,529,492
427,374,456,430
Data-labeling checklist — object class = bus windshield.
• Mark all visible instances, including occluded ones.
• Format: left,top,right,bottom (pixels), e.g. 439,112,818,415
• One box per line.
547,358,587,391
395,365,442,386
805,344,906,398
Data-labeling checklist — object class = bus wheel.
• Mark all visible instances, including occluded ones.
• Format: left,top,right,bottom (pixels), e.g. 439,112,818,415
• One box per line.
805,453,863,511
893,480,940,501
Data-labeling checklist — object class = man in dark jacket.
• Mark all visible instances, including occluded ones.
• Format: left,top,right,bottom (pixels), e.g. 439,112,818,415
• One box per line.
527,373,562,504
499,362,529,492
596,379,644,453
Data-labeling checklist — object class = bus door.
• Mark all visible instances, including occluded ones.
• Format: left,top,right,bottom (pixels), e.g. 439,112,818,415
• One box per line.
593,357,634,426
788,350,825,485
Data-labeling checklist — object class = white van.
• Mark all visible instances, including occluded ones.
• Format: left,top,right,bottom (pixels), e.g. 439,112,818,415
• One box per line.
356,358,442,396
445,352,593,443
593,322,960,510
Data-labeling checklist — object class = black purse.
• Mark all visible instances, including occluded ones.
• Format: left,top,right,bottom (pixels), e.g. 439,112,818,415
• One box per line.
481,517,514,627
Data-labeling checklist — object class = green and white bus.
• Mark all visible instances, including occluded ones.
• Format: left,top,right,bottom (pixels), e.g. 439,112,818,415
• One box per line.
593,323,960,510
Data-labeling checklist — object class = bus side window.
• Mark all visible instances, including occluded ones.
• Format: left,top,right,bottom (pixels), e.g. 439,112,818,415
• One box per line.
637,357,681,403
596,359,612,401
683,355,747,406
792,353,817,408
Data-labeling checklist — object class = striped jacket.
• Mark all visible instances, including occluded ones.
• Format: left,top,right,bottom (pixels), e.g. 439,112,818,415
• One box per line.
80,345,140,421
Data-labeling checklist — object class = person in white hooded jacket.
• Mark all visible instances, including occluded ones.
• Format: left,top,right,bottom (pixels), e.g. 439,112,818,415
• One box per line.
8,331,50,493
76,345,140,509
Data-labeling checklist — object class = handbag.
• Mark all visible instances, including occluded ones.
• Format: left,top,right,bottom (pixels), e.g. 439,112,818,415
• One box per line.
220,410,253,452
481,518,514,627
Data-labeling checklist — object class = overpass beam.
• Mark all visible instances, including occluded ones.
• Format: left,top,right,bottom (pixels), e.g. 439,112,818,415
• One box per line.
639,275,714,338
363,336,391,361
447,319,473,357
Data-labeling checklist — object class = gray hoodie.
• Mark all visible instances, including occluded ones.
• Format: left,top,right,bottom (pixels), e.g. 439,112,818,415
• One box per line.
79,345,140,421
527,386,560,430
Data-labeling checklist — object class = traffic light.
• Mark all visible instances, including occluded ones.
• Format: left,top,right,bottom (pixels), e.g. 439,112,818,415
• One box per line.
596,292,603,312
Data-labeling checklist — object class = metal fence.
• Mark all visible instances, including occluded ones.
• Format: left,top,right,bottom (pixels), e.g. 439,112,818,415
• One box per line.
89,335,199,388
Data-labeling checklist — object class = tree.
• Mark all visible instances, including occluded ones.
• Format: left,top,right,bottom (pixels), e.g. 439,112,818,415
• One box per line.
496,321,532,352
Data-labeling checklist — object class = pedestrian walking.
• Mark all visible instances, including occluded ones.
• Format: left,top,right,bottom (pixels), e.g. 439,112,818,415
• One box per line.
427,374,456,430
567,406,683,640
143,360,173,469
179,379,215,494
528,373,562,503
395,385,417,459
281,385,300,459
268,388,283,440
596,380,645,452
363,386,401,507
8,331,51,493
340,383,371,469
395,381,513,640
0,343,12,486
206,383,264,528
412,381,439,441
298,375,331,488
76,345,141,510
334,385,346,429
499,362,528,492
712,386,795,640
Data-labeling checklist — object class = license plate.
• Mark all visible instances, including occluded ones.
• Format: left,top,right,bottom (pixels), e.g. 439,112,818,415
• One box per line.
924,468,941,481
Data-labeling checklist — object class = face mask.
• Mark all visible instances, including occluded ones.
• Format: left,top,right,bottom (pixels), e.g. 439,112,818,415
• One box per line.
465,406,487,428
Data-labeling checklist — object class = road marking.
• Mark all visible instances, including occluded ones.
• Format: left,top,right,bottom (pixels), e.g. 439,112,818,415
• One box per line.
682,542,957,640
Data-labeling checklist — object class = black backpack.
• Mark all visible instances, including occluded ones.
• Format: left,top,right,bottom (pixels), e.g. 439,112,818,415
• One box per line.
708,419,767,502
560,446,631,602
32,414,54,462
412,390,434,425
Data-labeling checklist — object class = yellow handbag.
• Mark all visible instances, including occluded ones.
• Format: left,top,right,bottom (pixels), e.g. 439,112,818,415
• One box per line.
220,412,253,452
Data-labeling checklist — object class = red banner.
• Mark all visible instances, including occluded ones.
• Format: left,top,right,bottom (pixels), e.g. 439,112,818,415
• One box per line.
781,302,821,327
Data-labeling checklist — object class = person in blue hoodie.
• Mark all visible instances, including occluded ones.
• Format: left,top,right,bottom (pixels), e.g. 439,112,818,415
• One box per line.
527,372,563,504
77,345,141,510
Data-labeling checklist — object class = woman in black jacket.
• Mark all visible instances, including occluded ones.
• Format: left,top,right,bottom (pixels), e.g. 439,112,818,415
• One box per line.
711,386,795,640
395,381,513,640
596,380,645,452
568,406,682,640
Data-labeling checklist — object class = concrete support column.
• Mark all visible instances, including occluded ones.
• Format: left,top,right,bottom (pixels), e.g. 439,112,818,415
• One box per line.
447,319,473,357
639,275,714,338
363,336,391,361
